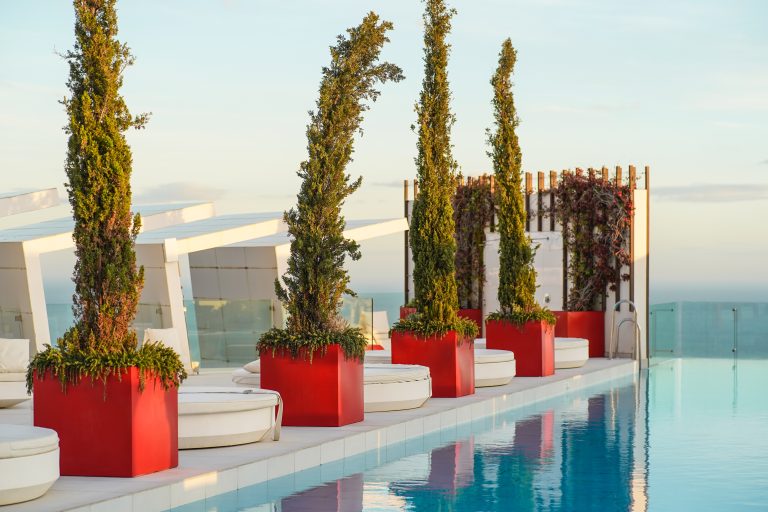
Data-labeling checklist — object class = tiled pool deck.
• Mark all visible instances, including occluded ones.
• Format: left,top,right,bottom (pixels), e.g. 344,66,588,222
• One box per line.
0,358,635,512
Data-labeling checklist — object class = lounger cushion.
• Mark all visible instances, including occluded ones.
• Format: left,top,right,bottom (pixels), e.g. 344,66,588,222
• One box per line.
475,348,515,363
0,339,29,373
556,337,588,349
0,425,58,459
179,386,278,415
243,359,261,373
0,372,25,382
364,350,392,364
364,364,430,384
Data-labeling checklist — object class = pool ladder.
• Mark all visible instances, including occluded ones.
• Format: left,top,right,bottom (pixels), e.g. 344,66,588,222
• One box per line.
608,299,646,371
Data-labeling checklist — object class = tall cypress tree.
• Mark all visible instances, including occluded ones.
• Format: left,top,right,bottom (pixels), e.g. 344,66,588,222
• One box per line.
28,0,185,392
63,0,148,351
408,0,461,327
489,39,551,324
260,13,403,358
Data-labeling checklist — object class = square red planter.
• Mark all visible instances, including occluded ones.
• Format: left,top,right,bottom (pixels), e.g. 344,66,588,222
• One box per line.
553,311,605,357
259,344,363,427
391,330,475,398
485,319,555,377
33,367,178,477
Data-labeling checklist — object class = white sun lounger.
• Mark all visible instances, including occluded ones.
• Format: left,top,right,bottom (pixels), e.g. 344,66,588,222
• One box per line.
0,425,59,505
178,386,281,449
364,347,517,388
554,337,589,368
232,359,432,413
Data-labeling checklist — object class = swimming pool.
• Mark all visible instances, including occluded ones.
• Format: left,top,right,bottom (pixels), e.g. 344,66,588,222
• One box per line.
172,358,768,511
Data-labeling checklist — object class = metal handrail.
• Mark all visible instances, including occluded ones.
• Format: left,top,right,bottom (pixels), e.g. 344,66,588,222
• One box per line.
609,300,644,369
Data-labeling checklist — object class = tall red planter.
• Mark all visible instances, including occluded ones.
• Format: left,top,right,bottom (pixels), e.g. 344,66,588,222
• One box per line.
391,330,474,397
33,367,178,477
399,306,417,319
259,344,363,426
553,311,605,357
485,319,555,377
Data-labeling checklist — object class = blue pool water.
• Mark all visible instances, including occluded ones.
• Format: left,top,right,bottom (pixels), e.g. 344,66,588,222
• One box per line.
173,359,768,511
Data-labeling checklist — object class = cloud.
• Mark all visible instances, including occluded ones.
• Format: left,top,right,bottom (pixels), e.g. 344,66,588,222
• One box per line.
653,184,768,203
134,182,227,204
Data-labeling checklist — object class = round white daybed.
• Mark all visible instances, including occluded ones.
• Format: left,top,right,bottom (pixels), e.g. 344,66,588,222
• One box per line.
233,360,432,413
365,348,516,388
474,349,516,387
0,425,59,505
178,386,281,449
555,337,589,369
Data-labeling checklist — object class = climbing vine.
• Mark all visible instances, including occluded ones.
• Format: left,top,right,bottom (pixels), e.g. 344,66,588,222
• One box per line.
556,172,633,312
453,177,493,310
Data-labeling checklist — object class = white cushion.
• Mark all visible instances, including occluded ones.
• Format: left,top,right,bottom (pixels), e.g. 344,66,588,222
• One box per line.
0,373,25,383
142,328,191,371
555,337,589,349
0,339,29,373
0,425,58,459
475,348,515,363
232,368,260,386
364,350,392,364
243,359,261,373
364,364,430,384
178,386,278,415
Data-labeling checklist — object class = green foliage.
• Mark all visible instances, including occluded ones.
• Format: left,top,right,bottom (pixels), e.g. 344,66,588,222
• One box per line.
556,172,633,311
258,327,368,362
260,12,403,359
62,0,149,353
409,0,460,331
488,39,550,326
27,329,187,395
453,177,494,309
486,306,556,327
390,312,478,340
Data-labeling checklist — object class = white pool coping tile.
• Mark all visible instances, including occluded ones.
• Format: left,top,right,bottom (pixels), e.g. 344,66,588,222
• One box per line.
0,358,635,512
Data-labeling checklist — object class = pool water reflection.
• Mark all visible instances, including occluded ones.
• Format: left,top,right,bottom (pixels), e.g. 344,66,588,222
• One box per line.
174,359,768,512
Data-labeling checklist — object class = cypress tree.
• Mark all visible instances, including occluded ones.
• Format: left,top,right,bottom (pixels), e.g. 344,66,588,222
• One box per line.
63,0,147,351
488,39,552,324
259,13,403,359
28,0,185,391
407,0,461,328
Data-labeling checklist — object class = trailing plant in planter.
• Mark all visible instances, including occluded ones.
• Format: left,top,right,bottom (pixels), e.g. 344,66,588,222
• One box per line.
391,0,477,340
486,39,554,327
257,13,404,361
453,177,494,311
556,172,633,312
27,0,185,393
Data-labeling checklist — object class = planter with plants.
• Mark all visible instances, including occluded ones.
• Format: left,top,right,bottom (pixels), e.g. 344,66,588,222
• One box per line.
28,0,186,477
483,40,556,377
453,177,494,334
256,13,403,427
554,172,633,357
391,0,477,398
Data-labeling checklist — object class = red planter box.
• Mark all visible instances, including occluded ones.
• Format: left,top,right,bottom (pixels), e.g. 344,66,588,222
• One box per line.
485,319,554,377
391,330,474,397
259,344,363,426
33,367,178,477
399,306,417,319
553,311,605,357
457,309,482,336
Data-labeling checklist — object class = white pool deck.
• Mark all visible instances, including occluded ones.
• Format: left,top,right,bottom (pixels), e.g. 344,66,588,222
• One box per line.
0,358,636,512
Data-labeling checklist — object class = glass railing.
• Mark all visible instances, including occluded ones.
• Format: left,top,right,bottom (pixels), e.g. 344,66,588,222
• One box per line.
184,299,275,369
650,301,768,359
340,295,374,341
46,303,164,345
0,307,24,339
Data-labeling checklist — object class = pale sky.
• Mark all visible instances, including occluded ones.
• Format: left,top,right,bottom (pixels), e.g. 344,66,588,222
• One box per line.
1,0,767,301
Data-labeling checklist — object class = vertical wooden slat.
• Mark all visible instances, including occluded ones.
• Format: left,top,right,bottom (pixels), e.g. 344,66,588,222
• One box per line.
588,167,596,180
562,169,569,310
615,165,623,186
489,175,496,232
525,172,532,232
601,166,609,184
645,165,651,356
549,170,557,231
537,171,544,231
404,179,410,304
613,166,622,309
628,165,636,312
413,179,419,198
